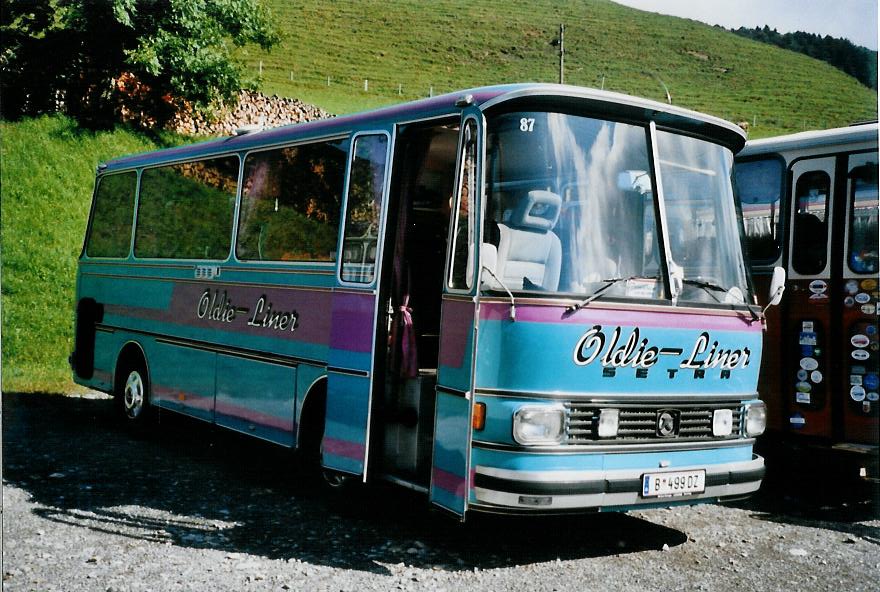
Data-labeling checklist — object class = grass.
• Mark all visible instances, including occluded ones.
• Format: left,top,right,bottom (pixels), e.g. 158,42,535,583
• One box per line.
247,0,876,137
0,116,184,392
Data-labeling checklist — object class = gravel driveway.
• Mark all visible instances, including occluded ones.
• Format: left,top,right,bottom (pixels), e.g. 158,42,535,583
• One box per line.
2,392,878,592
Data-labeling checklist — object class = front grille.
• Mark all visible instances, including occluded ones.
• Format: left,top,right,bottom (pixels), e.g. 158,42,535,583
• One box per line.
564,402,744,443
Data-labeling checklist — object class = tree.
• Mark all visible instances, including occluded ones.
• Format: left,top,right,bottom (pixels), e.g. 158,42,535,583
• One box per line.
1,0,280,126
730,25,877,90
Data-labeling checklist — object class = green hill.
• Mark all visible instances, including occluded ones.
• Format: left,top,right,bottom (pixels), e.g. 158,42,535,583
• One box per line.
246,0,876,137
0,116,172,392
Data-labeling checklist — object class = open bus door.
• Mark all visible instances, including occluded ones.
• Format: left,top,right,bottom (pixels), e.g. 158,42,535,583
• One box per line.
323,133,392,479
430,115,482,517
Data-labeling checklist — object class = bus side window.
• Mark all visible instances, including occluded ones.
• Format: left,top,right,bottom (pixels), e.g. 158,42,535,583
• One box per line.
340,134,389,284
735,157,785,262
86,172,137,258
136,156,239,260
449,120,477,290
791,171,830,275
238,139,347,263
848,163,879,274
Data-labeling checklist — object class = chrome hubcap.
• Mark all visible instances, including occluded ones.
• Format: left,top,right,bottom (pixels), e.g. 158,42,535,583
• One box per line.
123,371,145,419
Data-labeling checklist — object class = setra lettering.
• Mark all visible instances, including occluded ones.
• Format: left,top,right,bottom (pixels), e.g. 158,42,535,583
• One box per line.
573,325,751,379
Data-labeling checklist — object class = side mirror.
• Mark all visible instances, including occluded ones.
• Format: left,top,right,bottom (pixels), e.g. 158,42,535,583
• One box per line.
766,266,786,308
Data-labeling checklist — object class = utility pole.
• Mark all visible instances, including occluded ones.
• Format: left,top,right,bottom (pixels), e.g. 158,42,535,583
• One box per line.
558,24,565,84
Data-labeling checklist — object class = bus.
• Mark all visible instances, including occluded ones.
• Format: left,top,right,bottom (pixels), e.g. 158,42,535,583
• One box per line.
735,123,879,495
72,84,775,518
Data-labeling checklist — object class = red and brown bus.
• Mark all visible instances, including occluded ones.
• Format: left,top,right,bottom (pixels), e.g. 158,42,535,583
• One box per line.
735,123,878,497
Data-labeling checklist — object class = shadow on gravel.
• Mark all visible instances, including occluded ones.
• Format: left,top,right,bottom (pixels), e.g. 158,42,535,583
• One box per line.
734,484,880,546
3,392,687,573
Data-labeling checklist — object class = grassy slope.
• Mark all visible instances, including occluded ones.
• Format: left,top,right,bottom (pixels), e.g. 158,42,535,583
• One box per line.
0,116,173,392
247,0,876,137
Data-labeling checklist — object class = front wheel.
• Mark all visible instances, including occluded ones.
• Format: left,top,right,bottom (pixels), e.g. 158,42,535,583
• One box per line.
321,468,355,490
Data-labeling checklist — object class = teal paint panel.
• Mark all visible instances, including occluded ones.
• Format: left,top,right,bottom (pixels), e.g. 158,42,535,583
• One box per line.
471,444,754,473
81,274,173,310
149,341,216,423
476,318,762,396
91,330,123,391
215,355,296,447
430,392,471,515
323,372,369,475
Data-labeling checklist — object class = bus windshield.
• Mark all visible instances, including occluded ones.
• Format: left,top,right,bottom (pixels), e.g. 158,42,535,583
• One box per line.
483,111,750,306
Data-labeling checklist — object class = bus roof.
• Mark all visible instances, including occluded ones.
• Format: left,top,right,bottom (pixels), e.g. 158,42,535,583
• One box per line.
738,122,878,158
101,83,747,173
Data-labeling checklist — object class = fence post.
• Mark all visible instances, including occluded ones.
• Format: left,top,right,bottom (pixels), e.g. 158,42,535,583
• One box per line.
327,76,331,86
398,84,402,96
364,79,369,92
429,86,433,97
259,60,263,76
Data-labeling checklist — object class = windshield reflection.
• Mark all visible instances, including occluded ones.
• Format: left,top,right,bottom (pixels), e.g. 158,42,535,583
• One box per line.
656,130,750,304
482,111,751,307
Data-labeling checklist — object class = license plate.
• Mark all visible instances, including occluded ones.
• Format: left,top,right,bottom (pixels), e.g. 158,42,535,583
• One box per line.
641,470,706,498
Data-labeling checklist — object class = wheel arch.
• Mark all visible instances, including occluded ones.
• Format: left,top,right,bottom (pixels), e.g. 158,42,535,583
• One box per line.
296,375,328,453
114,340,150,395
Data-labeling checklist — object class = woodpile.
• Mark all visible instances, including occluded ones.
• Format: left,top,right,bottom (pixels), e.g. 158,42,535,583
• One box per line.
167,90,333,136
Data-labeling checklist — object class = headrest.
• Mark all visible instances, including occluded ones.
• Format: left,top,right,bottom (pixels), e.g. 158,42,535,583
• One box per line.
507,190,561,231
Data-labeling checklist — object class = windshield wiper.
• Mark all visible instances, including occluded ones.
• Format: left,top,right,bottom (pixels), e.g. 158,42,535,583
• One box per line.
566,275,659,313
681,278,760,323
680,278,728,303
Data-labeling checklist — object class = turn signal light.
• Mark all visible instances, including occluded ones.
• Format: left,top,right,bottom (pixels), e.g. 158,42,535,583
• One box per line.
473,402,486,431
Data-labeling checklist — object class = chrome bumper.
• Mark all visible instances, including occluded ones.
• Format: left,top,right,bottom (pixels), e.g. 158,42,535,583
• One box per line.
472,456,764,510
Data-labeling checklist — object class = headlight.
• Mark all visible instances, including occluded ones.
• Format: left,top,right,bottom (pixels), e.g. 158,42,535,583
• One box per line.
513,405,564,445
598,408,620,438
745,402,766,437
712,409,733,437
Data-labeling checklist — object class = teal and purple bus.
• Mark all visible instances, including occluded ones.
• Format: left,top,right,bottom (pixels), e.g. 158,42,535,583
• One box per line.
72,84,775,518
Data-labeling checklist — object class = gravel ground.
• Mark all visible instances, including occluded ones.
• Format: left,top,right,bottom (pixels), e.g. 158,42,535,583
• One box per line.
2,391,878,592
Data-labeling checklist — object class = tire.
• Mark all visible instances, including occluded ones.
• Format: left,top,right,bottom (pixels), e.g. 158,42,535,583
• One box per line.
116,359,152,428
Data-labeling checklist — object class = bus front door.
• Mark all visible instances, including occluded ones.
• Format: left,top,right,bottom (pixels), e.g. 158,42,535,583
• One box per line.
430,116,481,517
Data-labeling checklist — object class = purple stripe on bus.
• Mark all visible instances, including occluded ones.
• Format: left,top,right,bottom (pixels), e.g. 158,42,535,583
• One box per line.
431,467,466,498
479,302,763,333
322,437,365,461
104,281,332,344
329,292,375,353
438,299,475,368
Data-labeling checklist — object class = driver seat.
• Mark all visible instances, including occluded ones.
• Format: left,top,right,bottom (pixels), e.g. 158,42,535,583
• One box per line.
492,190,562,291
